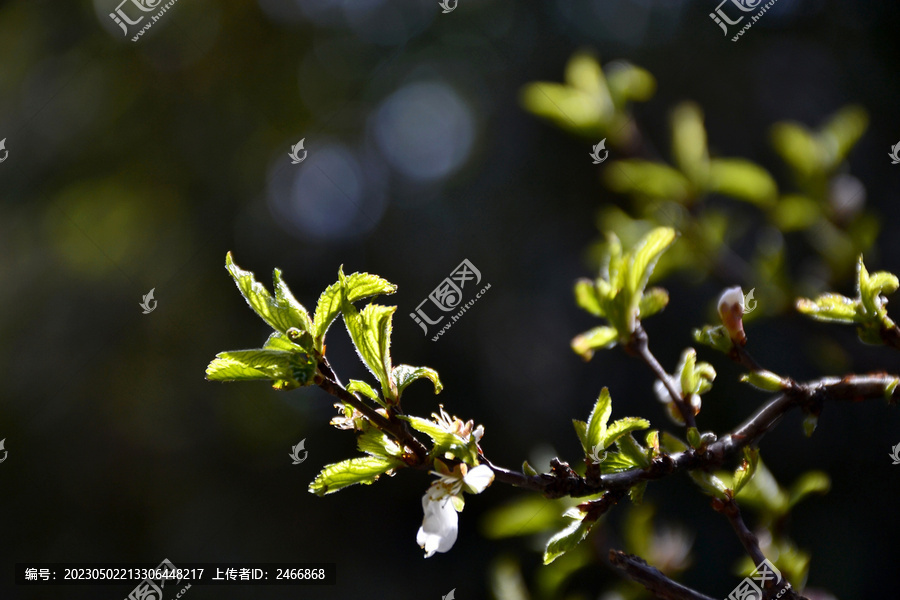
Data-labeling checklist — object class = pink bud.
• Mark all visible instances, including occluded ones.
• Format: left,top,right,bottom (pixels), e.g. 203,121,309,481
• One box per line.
717,287,746,346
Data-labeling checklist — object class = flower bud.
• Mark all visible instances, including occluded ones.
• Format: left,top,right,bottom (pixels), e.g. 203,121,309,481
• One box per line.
717,286,746,346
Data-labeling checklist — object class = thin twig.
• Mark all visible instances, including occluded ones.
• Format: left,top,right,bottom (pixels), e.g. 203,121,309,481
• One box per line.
629,325,698,429
609,550,717,600
318,377,429,463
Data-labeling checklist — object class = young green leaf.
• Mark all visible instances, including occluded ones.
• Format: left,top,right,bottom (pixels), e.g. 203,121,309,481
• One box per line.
313,279,343,346
740,370,788,392
571,326,619,360
225,253,313,335
308,456,402,496
670,102,709,187
343,304,395,396
707,158,778,207
686,428,701,449
660,432,689,454
626,227,677,300
616,434,651,469
601,417,651,451
357,428,402,459
390,365,443,399
688,471,728,500
795,293,857,324
543,511,602,565
206,348,316,390
600,451,640,474
585,388,613,452
638,287,669,319
347,379,383,404
693,324,733,354
732,447,759,495
343,272,398,303
787,471,830,509
572,419,589,452
574,279,605,317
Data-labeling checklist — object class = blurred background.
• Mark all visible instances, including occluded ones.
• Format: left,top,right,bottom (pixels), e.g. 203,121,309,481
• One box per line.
2,0,900,598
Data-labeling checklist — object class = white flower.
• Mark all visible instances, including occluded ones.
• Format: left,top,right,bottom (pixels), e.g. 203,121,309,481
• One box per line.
717,286,747,345
417,462,495,558
417,495,458,558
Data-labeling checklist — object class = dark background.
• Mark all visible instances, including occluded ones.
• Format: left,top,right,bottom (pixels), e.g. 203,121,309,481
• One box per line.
1,0,899,598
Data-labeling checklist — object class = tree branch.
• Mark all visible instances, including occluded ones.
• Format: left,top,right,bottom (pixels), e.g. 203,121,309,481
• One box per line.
609,550,716,600
318,376,429,463
485,374,898,498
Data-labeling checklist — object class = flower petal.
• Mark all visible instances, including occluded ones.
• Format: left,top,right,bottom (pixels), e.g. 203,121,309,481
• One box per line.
417,495,459,558
462,464,495,494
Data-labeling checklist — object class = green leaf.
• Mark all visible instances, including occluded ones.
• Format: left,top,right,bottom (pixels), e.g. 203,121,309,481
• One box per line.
708,159,778,207
481,496,561,539
802,414,818,437
771,122,820,177
616,434,651,469
787,471,830,509
571,326,619,360
343,304,395,396
732,447,759,495
225,253,313,335
390,365,443,398
638,287,669,319
585,388,613,452
605,61,656,105
522,461,538,477
347,379,382,403
343,272,398,303
628,481,647,505
263,331,310,353
740,370,788,392
670,102,709,186
693,324,733,354
660,432,688,454
598,452,638,474
686,428,701,449
603,160,692,202
772,194,821,232
795,293,857,324
574,279,605,317
357,428,402,459
601,417,651,451
572,419,589,452
679,349,699,398
627,227,677,299
206,348,316,390
819,105,868,170
403,416,477,464
543,512,602,565
308,456,402,496
313,280,343,345
688,471,728,499
520,84,607,133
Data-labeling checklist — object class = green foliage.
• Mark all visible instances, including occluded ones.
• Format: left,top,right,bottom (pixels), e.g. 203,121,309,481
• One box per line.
572,227,677,356
520,52,654,144
523,56,876,313
206,347,316,391
308,456,403,496
225,251,314,337
740,370,789,392
574,387,650,459
797,255,899,345
543,505,604,565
